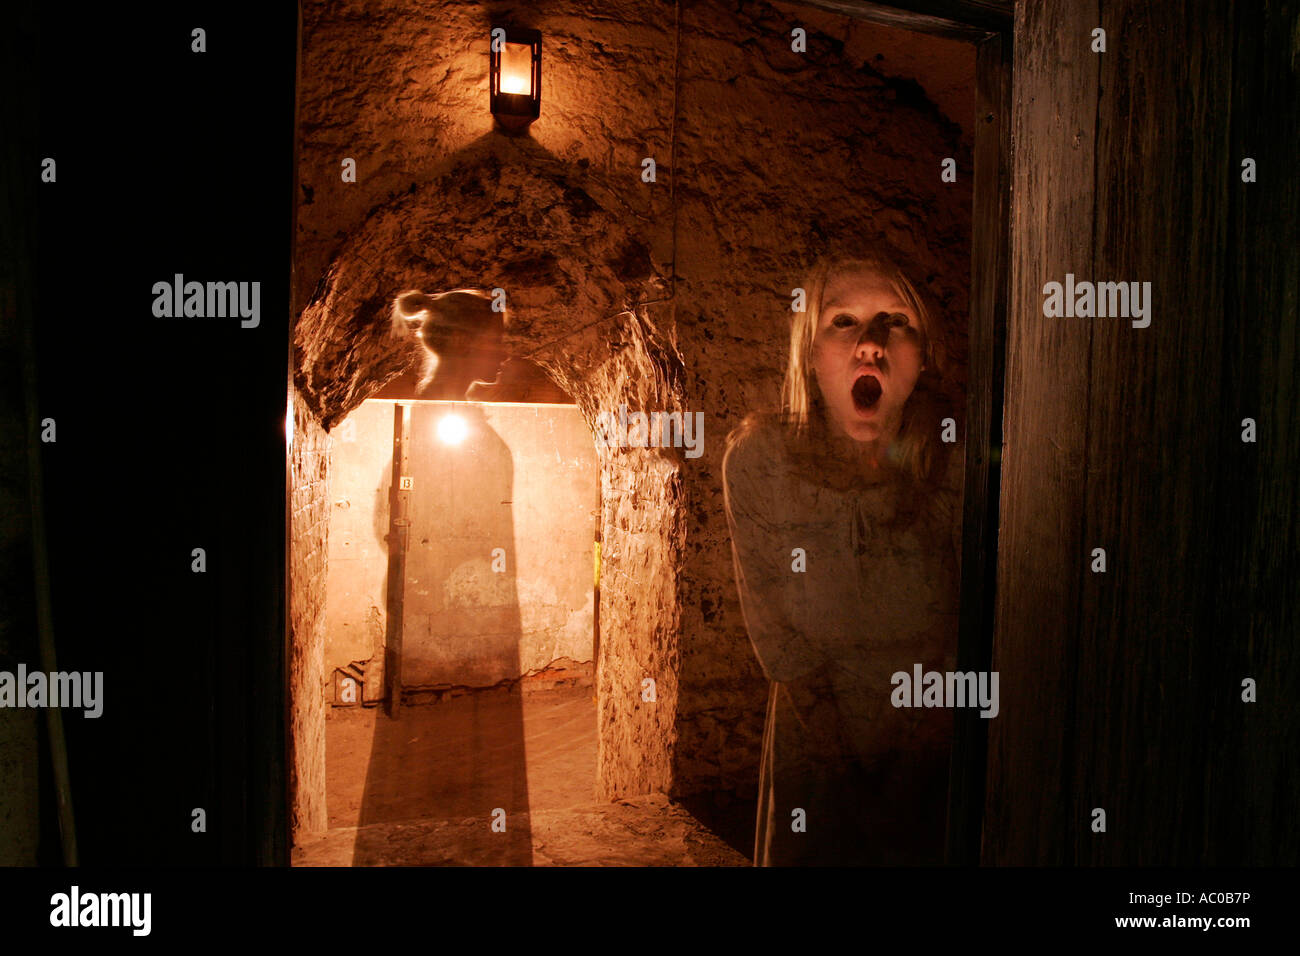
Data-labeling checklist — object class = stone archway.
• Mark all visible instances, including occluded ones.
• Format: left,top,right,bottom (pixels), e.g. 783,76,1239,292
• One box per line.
288,140,689,840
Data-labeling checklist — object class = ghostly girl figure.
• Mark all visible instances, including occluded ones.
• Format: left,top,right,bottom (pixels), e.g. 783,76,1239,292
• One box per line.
721,248,964,866
391,288,508,400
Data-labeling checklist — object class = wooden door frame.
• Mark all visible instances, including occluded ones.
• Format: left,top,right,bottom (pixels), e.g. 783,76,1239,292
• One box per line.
784,0,1013,865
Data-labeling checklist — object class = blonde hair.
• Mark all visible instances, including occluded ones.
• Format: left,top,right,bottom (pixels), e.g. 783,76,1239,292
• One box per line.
780,246,956,489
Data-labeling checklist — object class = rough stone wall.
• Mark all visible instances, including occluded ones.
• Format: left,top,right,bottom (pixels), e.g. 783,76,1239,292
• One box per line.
289,387,331,839
293,0,677,321
320,400,391,674
584,306,688,798
292,0,972,803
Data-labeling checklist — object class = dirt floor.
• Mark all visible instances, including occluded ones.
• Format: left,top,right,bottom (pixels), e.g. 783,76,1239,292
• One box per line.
297,682,749,866
324,682,598,829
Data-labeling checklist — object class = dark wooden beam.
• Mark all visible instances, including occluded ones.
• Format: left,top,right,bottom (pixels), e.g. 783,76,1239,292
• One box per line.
945,25,1011,867
780,0,1011,40
384,404,413,718
982,0,1101,865
1070,0,1234,866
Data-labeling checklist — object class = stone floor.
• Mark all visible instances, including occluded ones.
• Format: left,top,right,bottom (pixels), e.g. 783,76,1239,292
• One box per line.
293,792,749,866
294,682,749,866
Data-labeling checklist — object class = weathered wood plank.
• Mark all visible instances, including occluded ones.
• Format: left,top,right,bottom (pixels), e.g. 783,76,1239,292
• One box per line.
982,0,1099,865
1076,0,1234,865
946,28,1011,865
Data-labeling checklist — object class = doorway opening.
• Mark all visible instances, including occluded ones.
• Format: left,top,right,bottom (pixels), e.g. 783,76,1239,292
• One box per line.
285,0,1011,867
316,360,601,864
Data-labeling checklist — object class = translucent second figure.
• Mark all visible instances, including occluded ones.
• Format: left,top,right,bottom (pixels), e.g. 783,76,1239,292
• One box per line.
722,246,964,866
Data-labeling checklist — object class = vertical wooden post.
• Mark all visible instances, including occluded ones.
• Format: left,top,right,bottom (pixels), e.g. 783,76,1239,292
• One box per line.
946,26,1012,867
13,285,78,866
981,0,1096,865
384,403,412,718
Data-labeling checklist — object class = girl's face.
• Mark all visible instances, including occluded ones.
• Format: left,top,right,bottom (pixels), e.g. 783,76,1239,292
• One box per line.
810,265,927,446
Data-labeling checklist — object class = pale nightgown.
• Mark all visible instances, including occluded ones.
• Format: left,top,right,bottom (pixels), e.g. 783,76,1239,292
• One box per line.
722,410,963,865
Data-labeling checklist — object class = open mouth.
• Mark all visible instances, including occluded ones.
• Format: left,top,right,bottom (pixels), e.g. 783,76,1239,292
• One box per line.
851,374,883,412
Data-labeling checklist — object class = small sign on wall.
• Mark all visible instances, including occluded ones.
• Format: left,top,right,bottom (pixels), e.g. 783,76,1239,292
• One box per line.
399,476,414,490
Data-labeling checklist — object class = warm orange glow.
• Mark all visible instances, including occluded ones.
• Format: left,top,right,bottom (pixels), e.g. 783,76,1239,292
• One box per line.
500,42,532,95
438,413,469,445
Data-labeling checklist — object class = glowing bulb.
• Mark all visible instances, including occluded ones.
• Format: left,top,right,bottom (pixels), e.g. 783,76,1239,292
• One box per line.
438,413,469,445
500,42,532,94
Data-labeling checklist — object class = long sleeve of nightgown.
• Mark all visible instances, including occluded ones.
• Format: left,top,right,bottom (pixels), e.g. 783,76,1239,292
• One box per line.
722,422,826,684
940,441,965,585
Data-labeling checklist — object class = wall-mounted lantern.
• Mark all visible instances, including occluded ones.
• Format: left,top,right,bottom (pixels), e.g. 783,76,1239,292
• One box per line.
490,27,541,133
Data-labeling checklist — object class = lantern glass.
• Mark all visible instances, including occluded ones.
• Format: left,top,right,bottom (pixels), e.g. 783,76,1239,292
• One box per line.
500,42,533,95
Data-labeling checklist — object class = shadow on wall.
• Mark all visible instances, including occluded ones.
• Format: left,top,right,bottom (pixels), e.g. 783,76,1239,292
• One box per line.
352,403,532,865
